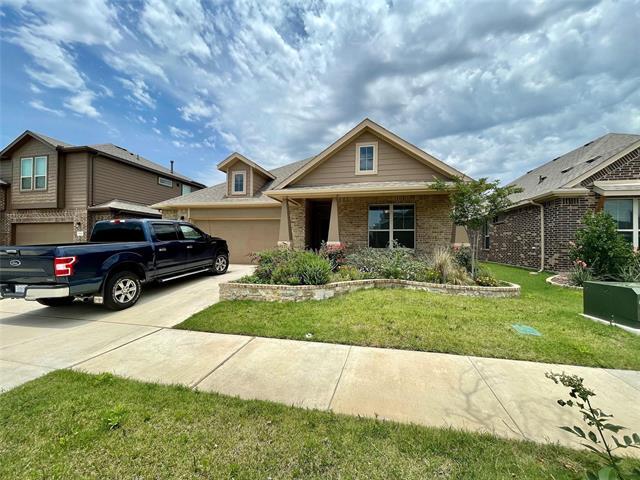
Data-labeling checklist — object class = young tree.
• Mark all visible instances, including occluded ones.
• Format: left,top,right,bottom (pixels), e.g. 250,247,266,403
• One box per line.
435,177,522,277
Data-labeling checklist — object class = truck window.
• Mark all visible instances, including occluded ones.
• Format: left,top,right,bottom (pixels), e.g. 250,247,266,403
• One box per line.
179,225,204,241
152,223,179,241
90,222,146,242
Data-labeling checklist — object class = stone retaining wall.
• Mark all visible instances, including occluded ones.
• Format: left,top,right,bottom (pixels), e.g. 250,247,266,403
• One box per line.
220,279,520,302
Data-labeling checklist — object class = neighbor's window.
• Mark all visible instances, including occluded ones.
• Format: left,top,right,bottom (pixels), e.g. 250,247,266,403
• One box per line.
368,204,415,248
158,177,173,187
482,221,490,249
604,198,638,247
232,171,245,194
356,142,377,174
20,156,47,191
181,184,192,195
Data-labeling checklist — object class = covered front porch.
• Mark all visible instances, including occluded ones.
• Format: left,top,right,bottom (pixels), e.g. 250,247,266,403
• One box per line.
270,183,456,253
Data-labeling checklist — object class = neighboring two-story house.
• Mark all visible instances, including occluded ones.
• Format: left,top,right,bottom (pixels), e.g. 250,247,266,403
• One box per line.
154,118,470,263
479,133,640,271
0,130,204,245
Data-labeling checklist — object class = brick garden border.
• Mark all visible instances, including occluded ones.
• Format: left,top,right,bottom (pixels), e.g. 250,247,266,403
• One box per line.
546,274,583,290
220,278,520,302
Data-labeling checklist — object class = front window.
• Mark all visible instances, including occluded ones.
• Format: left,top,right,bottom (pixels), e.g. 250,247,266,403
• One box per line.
232,171,245,194
604,198,638,247
181,184,192,195
356,142,378,174
368,204,415,248
20,156,47,191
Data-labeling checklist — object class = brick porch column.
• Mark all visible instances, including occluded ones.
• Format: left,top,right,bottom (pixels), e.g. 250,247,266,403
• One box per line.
277,198,292,247
327,197,340,245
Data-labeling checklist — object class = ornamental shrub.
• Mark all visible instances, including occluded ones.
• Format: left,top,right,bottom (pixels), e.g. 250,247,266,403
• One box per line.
618,251,640,282
318,241,347,271
568,260,594,287
250,249,332,285
294,252,332,285
452,246,473,273
569,212,632,278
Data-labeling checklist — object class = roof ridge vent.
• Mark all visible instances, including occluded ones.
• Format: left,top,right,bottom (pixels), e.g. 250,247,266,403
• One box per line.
586,155,601,164
113,145,129,152
551,156,560,161
561,166,574,174
583,141,594,147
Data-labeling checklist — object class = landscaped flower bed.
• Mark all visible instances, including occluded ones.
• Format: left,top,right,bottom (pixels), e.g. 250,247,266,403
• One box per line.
227,244,519,301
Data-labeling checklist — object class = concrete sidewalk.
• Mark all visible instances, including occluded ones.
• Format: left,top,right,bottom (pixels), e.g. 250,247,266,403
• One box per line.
71,328,640,455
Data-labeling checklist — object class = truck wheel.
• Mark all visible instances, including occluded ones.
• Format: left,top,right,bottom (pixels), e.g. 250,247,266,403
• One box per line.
36,297,75,307
212,253,229,275
104,271,142,310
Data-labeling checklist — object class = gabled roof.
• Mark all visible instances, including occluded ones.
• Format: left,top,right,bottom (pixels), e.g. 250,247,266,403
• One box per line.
0,130,204,187
508,133,640,204
152,157,314,209
217,152,275,180
275,118,470,189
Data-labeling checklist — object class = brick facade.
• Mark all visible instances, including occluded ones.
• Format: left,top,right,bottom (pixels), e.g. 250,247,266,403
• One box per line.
288,194,454,254
480,146,640,272
0,208,89,245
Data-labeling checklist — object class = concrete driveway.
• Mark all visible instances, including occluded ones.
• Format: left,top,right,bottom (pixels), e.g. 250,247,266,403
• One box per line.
0,264,254,390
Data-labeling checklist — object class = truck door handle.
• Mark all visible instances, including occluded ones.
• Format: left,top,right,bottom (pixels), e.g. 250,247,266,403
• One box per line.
186,245,193,249
158,247,167,252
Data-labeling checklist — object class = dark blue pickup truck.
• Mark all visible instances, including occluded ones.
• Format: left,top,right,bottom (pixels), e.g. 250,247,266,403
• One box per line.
0,219,229,310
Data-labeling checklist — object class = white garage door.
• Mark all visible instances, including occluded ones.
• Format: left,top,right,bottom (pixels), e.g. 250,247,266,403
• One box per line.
14,223,75,245
194,219,279,264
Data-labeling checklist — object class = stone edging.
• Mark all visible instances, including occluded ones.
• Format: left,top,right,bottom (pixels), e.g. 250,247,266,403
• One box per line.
220,278,521,302
546,274,583,290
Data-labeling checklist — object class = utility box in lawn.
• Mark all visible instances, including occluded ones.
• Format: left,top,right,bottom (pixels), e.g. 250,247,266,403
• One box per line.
583,281,640,328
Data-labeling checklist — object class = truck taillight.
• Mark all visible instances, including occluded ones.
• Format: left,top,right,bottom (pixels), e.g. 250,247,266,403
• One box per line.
54,256,77,277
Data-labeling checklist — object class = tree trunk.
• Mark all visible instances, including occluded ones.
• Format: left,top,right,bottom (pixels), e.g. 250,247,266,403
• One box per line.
466,227,479,278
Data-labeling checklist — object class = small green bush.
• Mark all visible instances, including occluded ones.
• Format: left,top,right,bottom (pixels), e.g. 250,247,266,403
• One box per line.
332,265,365,282
618,251,640,282
452,246,473,273
473,266,500,287
568,260,594,286
249,249,332,285
570,211,632,278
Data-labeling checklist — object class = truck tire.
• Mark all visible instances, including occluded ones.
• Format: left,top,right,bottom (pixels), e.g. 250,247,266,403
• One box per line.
36,297,76,307
104,270,142,310
212,253,229,275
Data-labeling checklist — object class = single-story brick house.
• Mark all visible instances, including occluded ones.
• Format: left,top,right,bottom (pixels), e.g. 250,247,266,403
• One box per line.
154,119,470,263
479,133,640,272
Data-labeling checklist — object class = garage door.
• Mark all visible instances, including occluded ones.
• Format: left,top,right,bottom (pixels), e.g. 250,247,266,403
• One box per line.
194,219,279,264
14,223,74,245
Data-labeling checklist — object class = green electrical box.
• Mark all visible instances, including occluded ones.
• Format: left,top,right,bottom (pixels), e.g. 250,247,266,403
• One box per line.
583,281,640,328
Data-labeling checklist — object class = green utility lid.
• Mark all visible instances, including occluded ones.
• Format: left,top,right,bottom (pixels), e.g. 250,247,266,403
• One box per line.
512,324,542,336
584,281,640,328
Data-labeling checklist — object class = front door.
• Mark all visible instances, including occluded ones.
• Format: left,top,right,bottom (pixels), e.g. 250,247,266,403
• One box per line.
308,200,331,251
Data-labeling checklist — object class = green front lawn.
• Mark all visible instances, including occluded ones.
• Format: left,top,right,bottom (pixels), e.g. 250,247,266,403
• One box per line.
178,264,640,369
2,370,632,479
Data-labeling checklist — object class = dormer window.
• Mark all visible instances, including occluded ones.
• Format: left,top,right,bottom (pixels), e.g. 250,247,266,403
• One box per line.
355,142,378,175
232,171,246,195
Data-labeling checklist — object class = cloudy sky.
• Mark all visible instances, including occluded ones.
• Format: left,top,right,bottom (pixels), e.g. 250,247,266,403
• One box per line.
1,0,639,186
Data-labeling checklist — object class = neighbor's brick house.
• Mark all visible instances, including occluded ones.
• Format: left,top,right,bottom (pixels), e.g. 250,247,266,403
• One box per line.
155,119,470,263
480,133,640,271
0,131,204,245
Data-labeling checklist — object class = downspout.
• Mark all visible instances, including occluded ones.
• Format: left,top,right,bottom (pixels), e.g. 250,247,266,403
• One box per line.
529,200,545,273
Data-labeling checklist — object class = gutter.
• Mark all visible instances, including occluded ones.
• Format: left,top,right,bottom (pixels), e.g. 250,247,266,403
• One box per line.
527,200,545,273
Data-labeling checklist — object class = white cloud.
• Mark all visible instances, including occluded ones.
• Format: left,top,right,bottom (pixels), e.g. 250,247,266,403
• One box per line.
169,126,193,138
179,98,219,121
118,77,155,109
29,99,63,116
152,127,162,135
4,0,121,119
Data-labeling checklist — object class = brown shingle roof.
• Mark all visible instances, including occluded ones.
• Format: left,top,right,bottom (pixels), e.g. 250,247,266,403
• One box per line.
508,133,640,204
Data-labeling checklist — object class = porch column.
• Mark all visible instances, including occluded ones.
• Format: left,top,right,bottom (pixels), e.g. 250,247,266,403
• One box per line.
277,198,292,247
327,197,340,245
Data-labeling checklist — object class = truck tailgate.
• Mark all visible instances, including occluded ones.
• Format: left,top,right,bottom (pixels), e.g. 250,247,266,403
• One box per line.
0,246,58,284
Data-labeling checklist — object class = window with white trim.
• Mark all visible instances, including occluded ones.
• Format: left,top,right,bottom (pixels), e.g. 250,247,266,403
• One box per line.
368,204,415,248
604,198,639,248
232,171,246,194
20,156,47,191
356,142,378,174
